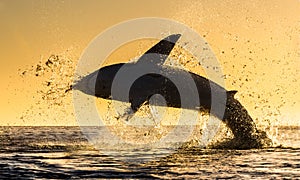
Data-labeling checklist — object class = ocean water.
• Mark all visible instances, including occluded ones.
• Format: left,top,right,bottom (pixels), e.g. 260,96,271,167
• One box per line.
0,126,299,179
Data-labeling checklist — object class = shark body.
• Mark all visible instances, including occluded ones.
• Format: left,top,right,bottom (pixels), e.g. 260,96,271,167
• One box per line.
75,34,271,148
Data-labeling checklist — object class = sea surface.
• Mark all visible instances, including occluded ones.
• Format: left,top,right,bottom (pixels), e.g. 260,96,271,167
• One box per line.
0,126,299,179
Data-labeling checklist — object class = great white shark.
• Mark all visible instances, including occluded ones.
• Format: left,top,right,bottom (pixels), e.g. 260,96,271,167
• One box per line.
75,34,272,149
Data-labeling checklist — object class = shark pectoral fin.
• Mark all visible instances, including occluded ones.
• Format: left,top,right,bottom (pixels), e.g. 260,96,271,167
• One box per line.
137,34,181,66
130,97,148,112
227,90,238,98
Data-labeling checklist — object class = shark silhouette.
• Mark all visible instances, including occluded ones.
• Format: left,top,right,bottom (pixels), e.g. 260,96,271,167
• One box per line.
75,34,271,148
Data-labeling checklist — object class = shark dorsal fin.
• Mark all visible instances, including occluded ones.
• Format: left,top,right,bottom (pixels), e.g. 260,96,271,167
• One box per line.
137,34,181,66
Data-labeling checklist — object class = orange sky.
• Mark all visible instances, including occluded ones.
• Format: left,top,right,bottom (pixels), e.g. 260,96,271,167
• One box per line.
1,0,299,126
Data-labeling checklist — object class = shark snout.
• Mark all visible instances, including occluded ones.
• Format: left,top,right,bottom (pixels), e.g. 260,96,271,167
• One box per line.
73,70,98,96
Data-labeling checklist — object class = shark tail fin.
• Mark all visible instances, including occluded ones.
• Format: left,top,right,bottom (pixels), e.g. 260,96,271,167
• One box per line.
227,90,238,98
137,34,181,65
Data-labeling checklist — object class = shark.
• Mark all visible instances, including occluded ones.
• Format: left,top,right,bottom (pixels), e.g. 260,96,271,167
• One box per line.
75,34,272,149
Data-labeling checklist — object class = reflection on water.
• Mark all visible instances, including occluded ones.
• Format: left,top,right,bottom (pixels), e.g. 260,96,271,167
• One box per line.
0,126,299,178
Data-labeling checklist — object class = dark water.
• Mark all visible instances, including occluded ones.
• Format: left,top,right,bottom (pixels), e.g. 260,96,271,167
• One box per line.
0,126,299,179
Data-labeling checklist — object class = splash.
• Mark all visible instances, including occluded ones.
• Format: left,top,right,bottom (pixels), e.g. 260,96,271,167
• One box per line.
19,49,77,125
